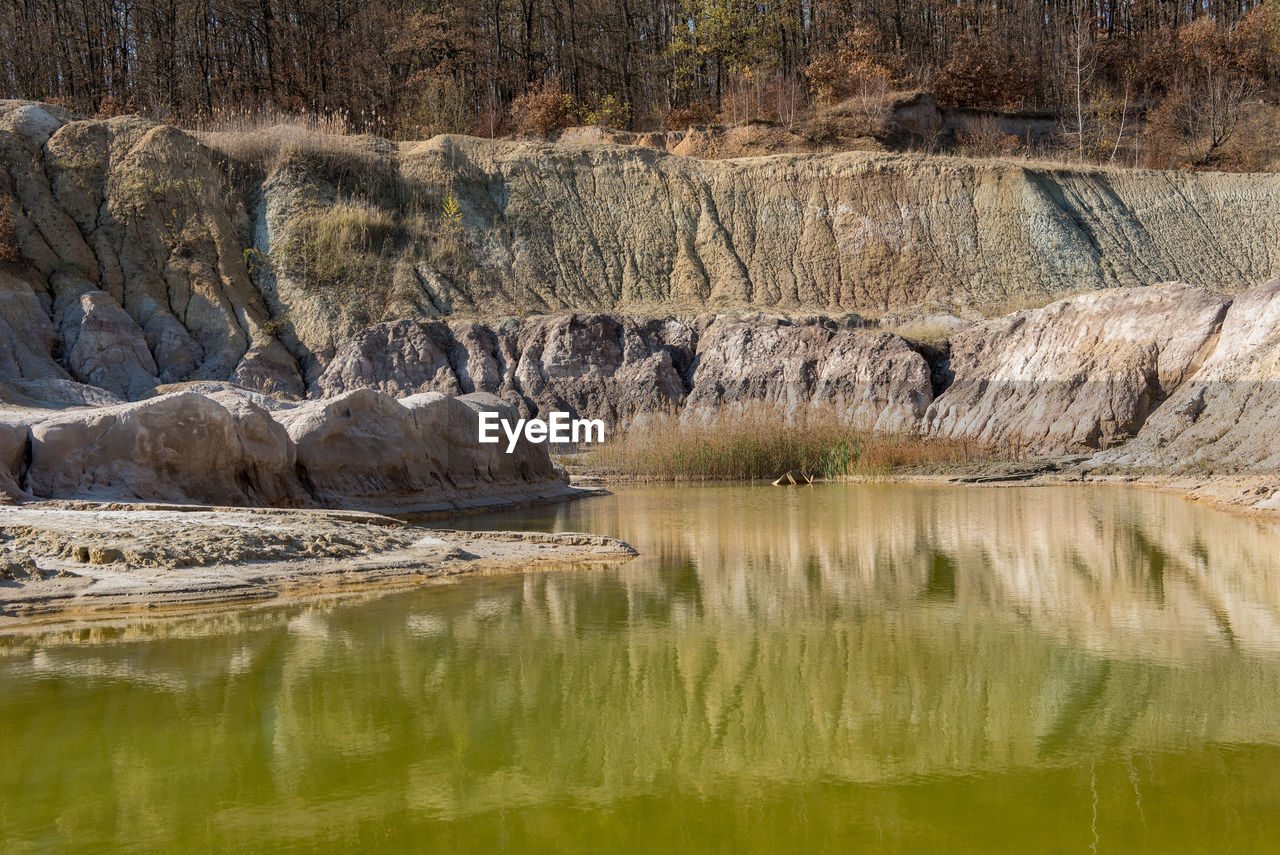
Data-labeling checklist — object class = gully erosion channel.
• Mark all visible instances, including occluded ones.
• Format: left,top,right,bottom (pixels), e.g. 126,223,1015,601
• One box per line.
4,483,1280,852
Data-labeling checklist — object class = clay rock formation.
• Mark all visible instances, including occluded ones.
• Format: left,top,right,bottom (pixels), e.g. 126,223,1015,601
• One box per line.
1,102,304,400
56,289,160,399
509,315,692,423
0,417,28,501
1100,278,1280,471
314,312,937,431
6,101,1280,402
24,391,307,506
923,284,1229,455
316,314,694,423
687,317,934,431
274,389,563,512
6,386,567,511
316,320,464,399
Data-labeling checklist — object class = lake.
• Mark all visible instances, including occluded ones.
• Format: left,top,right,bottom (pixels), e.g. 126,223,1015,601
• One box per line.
4,484,1280,852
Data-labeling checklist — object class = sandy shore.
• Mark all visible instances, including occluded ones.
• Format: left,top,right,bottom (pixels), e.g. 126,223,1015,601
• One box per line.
0,504,637,625
918,459,1280,518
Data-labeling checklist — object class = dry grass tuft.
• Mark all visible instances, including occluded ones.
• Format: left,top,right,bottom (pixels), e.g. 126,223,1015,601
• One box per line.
198,110,388,185
587,404,984,481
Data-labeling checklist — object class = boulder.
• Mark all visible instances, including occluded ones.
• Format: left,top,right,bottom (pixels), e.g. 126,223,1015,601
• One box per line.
273,389,565,512
924,284,1230,455
25,391,309,505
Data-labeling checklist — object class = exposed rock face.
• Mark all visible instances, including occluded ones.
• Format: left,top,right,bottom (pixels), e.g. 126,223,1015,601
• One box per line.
274,389,563,512
1100,279,1280,471
0,418,28,501
56,289,159,399
317,314,696,423
24,392,307,506
8,387,567,510
5,101,1280,399
315,313,936,430
1,102,303,399
687,318,933,431
316,321,463,399
10,101,1280,479
509,315,692,423
923,285,1229,455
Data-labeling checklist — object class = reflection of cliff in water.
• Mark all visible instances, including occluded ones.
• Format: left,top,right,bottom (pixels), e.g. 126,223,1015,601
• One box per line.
536,484,1280,661
3,486,1280,844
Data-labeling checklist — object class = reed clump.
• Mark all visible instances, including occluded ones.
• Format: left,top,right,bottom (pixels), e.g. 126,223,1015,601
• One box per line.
587,404,983,481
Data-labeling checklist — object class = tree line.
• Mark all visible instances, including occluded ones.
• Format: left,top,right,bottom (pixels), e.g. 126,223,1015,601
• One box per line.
1,0,1277,158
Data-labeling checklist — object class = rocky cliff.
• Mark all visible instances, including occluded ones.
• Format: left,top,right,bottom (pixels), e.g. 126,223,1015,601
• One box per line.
306,279,1280,474
6,99,1280,497
5,99,1280,400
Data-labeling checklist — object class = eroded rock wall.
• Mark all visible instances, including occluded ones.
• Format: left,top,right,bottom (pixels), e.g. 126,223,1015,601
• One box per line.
6,388,568,510
311,282,1280,470
922,284,1230,455
1099,279,1280,471
6,100,1280,402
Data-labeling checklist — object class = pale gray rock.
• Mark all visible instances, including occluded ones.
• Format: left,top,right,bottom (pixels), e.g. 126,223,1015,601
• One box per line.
0,418,28,501
314,314,692,425
2,378,124,409
687,317,933,430
57,289,159,399
25,392,309,506
139,305,204,382
0,103,64,146
1099,278,1280,472
448,321,505,393
274,389,564,512
924,284,1230,455
0,271,68,383
316,321,462,398
231,340,306,399
511,314,691,423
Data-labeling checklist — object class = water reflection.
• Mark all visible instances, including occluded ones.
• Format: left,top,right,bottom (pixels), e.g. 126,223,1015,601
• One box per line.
3,485,1280,852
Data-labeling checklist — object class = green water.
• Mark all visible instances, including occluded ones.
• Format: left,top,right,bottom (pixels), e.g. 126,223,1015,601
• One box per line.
4,484,1280,853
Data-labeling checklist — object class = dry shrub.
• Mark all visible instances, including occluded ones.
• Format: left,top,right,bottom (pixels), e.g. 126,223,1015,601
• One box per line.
588,403,982,481
935,38,1031,111
805,28,893,132
510,80,573,137
956,116,1021,158
805,27,893,102
0,195,20,263
664,103,713,130
1142,89,1190,168
579,93,631,129
94,95,132,118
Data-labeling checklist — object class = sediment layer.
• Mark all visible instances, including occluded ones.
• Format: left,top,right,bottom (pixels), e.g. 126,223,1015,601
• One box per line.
0,506,636,619
4,100,1280,398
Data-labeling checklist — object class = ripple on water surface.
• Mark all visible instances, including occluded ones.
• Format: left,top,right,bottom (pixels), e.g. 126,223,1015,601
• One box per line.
3,484,1280,852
